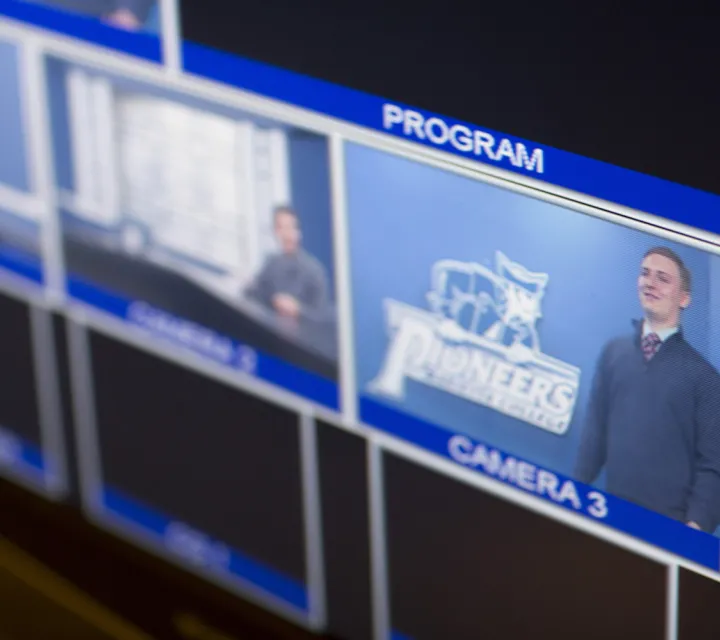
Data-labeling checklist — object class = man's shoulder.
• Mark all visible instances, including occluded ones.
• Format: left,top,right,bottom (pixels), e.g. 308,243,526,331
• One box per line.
261,252,287,270
595,328,650,369
601,333,636,356
674,336,720,376
298,250,325,275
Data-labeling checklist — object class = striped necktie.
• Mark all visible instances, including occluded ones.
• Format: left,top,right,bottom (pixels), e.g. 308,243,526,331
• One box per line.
641,332,662,361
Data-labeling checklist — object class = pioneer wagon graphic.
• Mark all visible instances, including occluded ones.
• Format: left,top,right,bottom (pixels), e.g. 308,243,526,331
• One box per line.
370,251,581,434
426,251,550,361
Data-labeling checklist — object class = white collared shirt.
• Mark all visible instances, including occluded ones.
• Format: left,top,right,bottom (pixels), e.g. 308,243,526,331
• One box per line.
643,319,679,343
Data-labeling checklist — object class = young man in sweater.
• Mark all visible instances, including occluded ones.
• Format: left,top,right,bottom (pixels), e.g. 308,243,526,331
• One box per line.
574,246,720,533
246,206,329,322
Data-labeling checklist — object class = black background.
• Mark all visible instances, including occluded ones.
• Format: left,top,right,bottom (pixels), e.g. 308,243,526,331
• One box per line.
316,421,372,640
89,330,307,585
679,567,720,639
0,292,41,448
179,3,720,198
384,451,667,640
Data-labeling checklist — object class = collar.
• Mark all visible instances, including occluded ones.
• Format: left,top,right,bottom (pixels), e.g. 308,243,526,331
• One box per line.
642,319,680,343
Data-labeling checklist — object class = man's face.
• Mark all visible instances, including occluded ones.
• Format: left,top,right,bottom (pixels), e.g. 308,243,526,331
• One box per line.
638,253,690,327
274,211,301,254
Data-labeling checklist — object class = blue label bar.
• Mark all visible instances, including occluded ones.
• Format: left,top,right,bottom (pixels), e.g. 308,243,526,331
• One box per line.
0,0,161,61
360,396,720,570
101,487,309,611
19,436,43,471
183,42,720,239
67,274,340,409
0,425,46,487
391,632,414,640
0,242,43,284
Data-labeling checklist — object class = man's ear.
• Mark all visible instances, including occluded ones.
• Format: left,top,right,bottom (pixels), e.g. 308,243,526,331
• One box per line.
681,292,692,309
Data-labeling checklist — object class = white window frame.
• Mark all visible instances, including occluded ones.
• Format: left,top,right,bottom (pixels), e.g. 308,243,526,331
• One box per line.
59,68,120,225
0,38,46,224
60,67,293,289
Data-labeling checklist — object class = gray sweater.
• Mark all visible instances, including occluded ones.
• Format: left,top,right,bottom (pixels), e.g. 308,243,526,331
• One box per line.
575,321,720,532
246,250,329,320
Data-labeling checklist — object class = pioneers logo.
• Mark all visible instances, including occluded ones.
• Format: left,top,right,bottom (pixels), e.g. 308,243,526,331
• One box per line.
369,251,581,434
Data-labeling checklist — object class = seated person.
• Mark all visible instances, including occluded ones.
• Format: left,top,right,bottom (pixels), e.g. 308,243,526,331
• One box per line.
246,206,330,323
27,0,154,30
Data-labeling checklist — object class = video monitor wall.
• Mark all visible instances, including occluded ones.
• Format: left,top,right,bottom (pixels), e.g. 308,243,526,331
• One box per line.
3,1,720,638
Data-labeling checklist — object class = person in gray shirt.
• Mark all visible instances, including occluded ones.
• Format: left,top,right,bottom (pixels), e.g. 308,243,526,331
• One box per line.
246,206,330,322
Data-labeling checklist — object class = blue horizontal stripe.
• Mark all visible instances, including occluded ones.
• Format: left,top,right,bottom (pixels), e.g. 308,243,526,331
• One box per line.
67,273,129,316
0,0,161,61
183,42,720,239
0,242,43,284
360,396,720,570
19,437,44,471
255,347,338,409
0,426,47,488
102,487,168,536
102,486,308,611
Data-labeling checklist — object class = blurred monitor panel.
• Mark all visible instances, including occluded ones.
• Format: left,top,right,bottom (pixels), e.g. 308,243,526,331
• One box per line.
0,5,719,640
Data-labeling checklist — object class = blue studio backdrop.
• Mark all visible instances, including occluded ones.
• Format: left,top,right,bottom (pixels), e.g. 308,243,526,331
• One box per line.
346,141,716,481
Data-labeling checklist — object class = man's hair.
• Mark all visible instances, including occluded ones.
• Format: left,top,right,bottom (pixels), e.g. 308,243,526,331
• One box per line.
644,246,691,294
273,205,298,222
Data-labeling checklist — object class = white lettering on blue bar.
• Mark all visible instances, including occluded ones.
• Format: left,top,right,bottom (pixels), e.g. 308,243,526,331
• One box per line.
127,301,235,365
383,104,544,174
165,521,231,569
447,434,609,518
